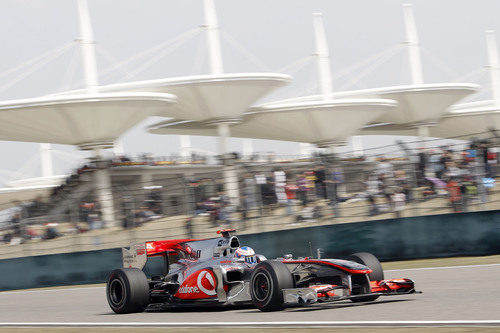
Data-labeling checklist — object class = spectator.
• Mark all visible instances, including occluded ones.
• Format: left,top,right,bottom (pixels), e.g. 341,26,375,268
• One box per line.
327,168,343,217
375,158,394,179
296,173,309,207
273,169,287,205
417,149,427,186
392,188,406,218
284,179,298,216
367,195,379,216
447,177,462,213
314,165,327,200
242,173,257,212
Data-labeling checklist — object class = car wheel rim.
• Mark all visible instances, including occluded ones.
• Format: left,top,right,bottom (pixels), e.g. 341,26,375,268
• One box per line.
253,272,271,302
109,279,124,306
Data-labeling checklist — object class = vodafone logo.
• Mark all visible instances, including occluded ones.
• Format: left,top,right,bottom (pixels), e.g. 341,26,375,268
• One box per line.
177,269,217,298
197,270,216,296
178,286,199,294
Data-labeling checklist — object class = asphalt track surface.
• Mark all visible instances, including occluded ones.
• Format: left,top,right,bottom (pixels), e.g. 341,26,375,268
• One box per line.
0,264,499,326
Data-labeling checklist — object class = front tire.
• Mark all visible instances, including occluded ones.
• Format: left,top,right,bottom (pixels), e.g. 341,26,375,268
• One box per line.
347,252,384,303
106,268,150,314
250,260,294,311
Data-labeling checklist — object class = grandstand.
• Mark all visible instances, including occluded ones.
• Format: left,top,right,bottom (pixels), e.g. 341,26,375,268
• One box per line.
0,1,499,261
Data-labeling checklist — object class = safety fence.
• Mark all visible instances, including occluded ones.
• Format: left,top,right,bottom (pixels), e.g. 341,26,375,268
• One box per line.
1,209,499,291
1,134,499,259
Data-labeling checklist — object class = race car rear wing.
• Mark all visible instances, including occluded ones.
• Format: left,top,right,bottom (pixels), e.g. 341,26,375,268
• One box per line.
122,239,195,269
122,244,148,269
122,230,239,270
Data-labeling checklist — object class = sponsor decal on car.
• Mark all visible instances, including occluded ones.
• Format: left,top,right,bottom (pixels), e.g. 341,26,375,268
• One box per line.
146,242,155,252
178,286,199,294
175,269,217,299
217,239,230,247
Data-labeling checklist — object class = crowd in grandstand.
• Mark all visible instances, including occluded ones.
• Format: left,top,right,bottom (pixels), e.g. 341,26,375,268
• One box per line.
1,139,498,245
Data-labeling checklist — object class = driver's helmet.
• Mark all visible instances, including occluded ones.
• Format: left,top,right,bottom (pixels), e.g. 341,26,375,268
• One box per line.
234,246,255,260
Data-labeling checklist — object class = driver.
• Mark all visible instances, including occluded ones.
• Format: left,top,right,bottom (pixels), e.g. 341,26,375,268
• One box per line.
234,246,256,262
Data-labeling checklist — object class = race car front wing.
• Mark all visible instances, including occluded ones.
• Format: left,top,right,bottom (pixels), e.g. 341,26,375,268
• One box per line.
283,278,422,306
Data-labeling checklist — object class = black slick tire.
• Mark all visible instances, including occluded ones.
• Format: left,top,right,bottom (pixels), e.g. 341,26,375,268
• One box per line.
250,260,294,311
347,252,384,302
106,268,150,314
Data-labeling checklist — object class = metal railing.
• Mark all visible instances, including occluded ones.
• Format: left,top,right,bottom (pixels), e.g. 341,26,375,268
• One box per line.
1,135,499,259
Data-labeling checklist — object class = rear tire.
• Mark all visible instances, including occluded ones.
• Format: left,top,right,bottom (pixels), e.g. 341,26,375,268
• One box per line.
250,260,294,311
347,252,384,302
106,268,150,314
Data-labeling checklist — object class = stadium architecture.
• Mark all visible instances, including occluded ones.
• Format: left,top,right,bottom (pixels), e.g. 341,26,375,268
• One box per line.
0,1,499,225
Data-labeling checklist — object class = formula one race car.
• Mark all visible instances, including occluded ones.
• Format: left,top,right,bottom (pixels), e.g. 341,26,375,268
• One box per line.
106,229,420,313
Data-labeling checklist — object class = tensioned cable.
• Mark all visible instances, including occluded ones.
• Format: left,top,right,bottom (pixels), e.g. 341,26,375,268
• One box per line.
330,58,367,91
52,43,136,91
0,41,74,80
120,28,203,81
99,27,202,81
220,30,272,72
330,44,404,83
420,46,460,80
0,42,75,93
94,46,131,78
276,55,314,75
190,32,207,75
337,45,403,91
57,46,80,92
453,67,487,83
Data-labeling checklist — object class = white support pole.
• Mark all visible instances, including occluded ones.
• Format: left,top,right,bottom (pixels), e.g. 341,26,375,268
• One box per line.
77,0,99,93
180,135,192,160
351,136,364,157
93,148,115,226
203,0,224,75
486,30,500,106
217,123,239,205
299,143,312,157
242,139,253,158
113,139,124,156
313,12,333,100
403,4,424,85
417,125,429,149
40,143,53,178
217,123,230,156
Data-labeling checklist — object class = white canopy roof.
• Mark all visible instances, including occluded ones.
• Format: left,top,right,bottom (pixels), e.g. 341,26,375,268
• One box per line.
262,83,479,127
149,99,397,147
426,100,500,139
77,73,291,122
359,99,499,139
0,92,177,149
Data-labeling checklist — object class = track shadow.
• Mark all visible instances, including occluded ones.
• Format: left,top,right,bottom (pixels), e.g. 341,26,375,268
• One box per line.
285,298,416,312
98,304,255,315
238,298,415,314
99,299,415,315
